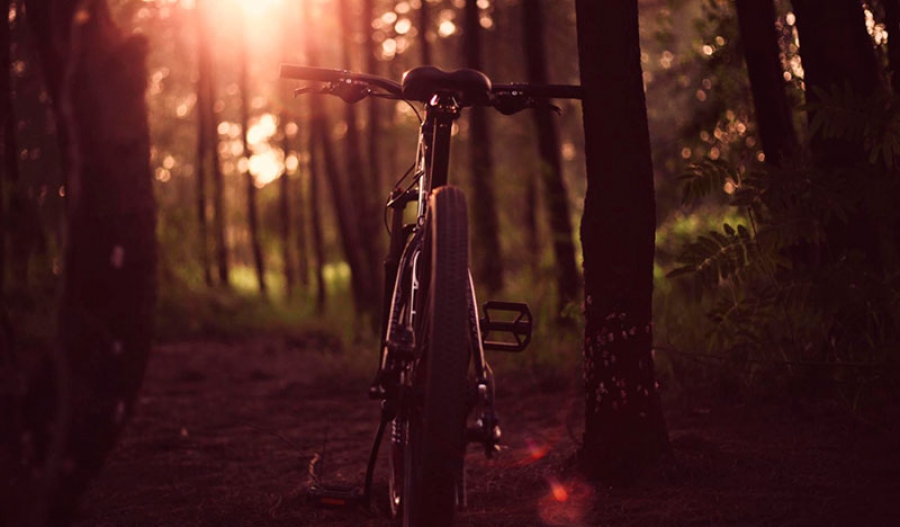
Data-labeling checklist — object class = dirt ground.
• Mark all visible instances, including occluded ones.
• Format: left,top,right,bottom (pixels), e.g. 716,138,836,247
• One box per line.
72,337,899,527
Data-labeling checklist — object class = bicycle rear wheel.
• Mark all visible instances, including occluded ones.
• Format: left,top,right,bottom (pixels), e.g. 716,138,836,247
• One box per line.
403,186,470,527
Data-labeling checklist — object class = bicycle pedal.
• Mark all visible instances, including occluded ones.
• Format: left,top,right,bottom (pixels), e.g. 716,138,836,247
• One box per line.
480,301,532,352
306,483,365,508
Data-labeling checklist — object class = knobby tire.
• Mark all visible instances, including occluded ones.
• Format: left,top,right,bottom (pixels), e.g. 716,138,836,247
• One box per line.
403,186,470,527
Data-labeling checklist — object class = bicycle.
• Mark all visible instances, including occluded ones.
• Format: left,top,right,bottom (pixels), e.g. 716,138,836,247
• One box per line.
280,64,582,527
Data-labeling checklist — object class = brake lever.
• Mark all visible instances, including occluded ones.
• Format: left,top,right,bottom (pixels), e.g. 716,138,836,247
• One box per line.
294,86,325,97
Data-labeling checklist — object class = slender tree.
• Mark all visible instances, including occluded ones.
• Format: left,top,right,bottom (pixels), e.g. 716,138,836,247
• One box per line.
364,0,383,194
6,2,156,524
307,107,327,314
196,0,229,287
339,0,381,318
278,113,296,300
575,0,669,483
522,0,579,314
194,0,212,286
0,0,11,293
238,12,267,296
734,0,798,166
419,0,433,64
464,0,504,293
884,0,900,93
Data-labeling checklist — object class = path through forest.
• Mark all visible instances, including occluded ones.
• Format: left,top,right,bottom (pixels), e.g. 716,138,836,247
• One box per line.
73,338,898,526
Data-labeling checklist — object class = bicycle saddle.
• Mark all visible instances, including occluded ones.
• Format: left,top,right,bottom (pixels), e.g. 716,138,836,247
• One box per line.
402,66,492,106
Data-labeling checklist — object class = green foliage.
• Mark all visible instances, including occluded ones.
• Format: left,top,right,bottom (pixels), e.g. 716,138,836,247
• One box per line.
666,83,900,400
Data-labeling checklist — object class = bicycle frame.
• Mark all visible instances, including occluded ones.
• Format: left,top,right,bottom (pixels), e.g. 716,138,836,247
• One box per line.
379,91,494,404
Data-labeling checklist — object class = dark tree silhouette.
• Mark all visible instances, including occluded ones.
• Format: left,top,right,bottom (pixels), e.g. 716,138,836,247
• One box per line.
419,0,433,64
0,0,12,293
792,0,885,270
734,0,798,166
575,0,669,482
307,104,327,314
339,0,380,318
278,114,296,300
363,0,383,194
2,1,156,524
194,0,213,286
522,0,579,314
238,14,267,296
884,0,900,93
464,0,503,293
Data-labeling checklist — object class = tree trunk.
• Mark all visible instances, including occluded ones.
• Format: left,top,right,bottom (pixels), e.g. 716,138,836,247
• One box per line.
575,0,668,483
304,5,371,315
464,0,504,293
239,15,267,296
734,0,798,166
419,0,432,64
364,0,383,195
0,1,11,293
884,0,900,93
195,0,212,287
211,106,229,287
339,0,380,318
307,105,327,314
522,0,579,314
278,114,295,301
6,2,156,524
791,0,884,269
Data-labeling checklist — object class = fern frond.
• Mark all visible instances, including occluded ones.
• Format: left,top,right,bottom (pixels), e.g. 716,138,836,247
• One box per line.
678,159,739,205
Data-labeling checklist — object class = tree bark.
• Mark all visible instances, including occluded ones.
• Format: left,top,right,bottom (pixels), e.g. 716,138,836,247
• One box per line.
205,17,231,288
522,0,579,314
0,1,11,293
791,0,884,269
464,0,504,293
195,0,212,287
734,0,798,166
339,0,380,318
884,0,900,93
6,2,156,524
364,0,383,195
278,114,296,301
238,15,267,296
419,0,432,64
575,0,668,483
307,106,327,314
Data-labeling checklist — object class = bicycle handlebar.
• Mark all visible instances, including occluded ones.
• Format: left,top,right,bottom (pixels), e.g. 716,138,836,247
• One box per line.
280,64,582,112
280,64,403,95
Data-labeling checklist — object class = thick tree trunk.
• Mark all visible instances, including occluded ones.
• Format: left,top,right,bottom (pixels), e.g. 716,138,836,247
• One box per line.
791,0,884,269
734,0,798,166
278,115,296,301
522,0,579,314
575,0,668,483
195,0,212,287
464,0,504,293
239,16,266,296
5,2,156,524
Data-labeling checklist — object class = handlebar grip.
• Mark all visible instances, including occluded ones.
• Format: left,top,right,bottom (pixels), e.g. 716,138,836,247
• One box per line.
280,65,351,83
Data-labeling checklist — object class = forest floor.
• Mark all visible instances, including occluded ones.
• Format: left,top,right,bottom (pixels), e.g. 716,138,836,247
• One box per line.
73,337,899,527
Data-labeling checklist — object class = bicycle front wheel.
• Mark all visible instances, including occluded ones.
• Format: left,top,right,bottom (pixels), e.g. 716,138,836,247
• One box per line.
403,186,470,527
